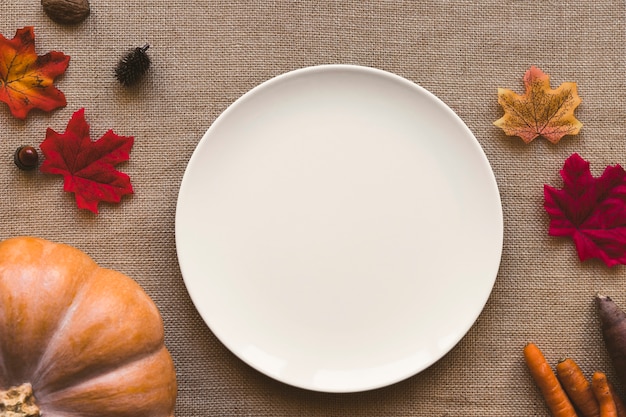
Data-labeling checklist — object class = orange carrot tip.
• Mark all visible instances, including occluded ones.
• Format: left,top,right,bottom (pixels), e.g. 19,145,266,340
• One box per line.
556,358,600,417
592,372,617,417
608,380,626,417
523,343,577,417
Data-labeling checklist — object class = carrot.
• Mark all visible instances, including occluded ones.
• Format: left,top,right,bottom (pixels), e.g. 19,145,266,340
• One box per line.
608,380,626,417
596,295,626,389
524,343,577,417
556,357,600,417
592,371,618,417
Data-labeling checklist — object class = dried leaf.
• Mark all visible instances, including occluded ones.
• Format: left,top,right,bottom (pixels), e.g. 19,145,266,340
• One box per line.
495,66,582,144
544,153,626,267
0,27,70,119
40,108,134,214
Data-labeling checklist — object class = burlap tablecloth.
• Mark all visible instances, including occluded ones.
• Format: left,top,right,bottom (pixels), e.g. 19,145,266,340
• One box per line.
2,1,625,415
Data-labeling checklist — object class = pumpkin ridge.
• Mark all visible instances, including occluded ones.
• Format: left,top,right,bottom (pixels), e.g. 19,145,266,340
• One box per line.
38,346,176,417
36,338,165,398
0,237,96,386
30,266,97,392
30,266,168,398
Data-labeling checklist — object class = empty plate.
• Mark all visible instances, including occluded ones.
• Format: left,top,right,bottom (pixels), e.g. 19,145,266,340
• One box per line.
175,65,503,392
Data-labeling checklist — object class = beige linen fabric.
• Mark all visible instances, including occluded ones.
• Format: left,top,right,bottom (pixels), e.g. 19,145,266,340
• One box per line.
2,1,626,415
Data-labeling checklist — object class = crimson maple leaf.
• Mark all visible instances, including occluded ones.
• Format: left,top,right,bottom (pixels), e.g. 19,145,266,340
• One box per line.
0,27,70,119
40,108,134,214
544,153,626,267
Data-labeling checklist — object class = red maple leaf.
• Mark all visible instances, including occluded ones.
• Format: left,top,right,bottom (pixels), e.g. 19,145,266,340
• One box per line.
40,108,134,214
544,153,626,267
0,27,70,119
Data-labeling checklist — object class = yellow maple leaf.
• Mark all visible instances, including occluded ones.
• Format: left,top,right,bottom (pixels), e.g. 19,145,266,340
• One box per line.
494,66,582,144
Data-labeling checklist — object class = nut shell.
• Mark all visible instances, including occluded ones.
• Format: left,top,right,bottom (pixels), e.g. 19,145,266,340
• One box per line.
14,146,39,171
41,0,90,25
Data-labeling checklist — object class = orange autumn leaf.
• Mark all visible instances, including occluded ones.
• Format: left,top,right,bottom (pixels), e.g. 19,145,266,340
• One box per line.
0,27,70,119
494,66,582,144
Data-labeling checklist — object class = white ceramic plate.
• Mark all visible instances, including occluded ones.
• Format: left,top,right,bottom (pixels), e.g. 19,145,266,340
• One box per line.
175,65,503,393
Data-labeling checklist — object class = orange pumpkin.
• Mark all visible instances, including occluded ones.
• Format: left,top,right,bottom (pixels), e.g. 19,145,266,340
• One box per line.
0,237,177,417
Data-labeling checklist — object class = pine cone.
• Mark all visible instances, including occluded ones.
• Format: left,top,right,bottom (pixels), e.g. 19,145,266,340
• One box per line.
115,45,151,86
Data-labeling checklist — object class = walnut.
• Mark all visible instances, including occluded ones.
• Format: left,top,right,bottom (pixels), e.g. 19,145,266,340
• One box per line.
41,0,90,25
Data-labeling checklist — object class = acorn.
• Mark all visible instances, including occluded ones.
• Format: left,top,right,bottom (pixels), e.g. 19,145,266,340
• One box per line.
115,44,151,87
14,146,39,170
